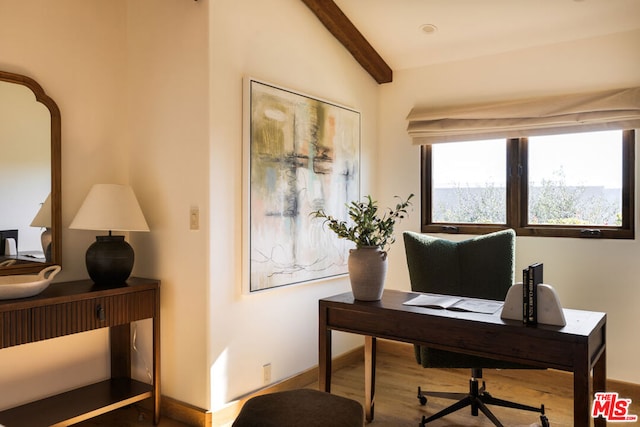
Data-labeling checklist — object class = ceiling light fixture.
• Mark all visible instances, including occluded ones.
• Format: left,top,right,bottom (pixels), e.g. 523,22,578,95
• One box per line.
420,24,438,35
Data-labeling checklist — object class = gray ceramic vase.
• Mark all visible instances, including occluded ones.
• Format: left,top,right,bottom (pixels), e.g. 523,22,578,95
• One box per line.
347,246,388,301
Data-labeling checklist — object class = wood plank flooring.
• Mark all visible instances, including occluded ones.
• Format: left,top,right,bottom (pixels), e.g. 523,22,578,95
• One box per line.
306,340,640,427
78,340,640,426
314,341,570,426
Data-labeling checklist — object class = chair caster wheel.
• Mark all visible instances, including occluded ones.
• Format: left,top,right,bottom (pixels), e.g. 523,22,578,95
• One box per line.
417,387,427,406
419,415,427,426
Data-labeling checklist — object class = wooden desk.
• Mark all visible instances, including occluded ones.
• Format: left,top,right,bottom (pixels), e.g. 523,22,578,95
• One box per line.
0,277,160,426
319,290,606,426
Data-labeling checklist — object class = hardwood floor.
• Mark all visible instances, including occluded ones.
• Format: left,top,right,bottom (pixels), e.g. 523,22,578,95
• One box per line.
313,341,571,426
306,340,640,427
79,340,640,426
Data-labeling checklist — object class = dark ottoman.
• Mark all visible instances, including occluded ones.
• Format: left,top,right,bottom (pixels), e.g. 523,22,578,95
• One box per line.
232,389,364,427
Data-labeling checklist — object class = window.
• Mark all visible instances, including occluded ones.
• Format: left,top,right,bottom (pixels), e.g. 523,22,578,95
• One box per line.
421,129,635,238
431,139,506,224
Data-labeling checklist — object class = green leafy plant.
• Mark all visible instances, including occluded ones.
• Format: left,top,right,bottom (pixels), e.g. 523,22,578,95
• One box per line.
311,194,414,252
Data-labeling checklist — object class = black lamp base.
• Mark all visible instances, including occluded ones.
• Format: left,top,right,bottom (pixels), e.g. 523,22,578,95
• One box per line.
86,235,134,285
41,228,52,262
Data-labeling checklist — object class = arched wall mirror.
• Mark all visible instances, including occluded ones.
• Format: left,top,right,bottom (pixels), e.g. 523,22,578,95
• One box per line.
0,70,61,276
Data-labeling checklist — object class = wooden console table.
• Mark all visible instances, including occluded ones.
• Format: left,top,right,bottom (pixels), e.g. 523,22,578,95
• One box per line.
0,277,160,426
319,290,607,426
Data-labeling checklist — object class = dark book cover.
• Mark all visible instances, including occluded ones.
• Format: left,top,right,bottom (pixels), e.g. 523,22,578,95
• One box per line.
527,263,543,325
522,266,530,324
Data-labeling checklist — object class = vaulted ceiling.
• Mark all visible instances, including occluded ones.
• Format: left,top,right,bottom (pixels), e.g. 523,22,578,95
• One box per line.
303,0,640,84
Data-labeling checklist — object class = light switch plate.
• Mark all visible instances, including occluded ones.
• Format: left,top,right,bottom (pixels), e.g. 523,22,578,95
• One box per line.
190,207,199,230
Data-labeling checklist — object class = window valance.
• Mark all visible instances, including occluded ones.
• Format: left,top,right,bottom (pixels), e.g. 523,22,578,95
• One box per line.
407,87,640,145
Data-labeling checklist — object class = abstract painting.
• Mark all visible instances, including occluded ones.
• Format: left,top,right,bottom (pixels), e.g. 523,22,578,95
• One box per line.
245,79,360,292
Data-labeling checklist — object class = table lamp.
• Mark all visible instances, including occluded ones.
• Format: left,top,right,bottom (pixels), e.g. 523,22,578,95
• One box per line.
70,184,149,285
30,193,52,262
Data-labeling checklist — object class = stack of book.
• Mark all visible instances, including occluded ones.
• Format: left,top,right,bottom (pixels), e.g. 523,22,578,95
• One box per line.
523,262,543,325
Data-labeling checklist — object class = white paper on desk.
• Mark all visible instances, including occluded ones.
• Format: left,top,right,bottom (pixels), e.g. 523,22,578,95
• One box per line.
404,294,503,314
452,299,503,314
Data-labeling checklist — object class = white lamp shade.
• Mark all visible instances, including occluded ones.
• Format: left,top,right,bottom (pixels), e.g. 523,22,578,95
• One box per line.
30,193,52,228
69,184,150,232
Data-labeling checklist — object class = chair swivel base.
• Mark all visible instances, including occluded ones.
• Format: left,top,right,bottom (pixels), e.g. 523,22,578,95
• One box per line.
417,379,549,427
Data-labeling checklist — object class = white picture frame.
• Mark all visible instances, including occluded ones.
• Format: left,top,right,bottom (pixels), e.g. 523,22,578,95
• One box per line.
243,78,361,293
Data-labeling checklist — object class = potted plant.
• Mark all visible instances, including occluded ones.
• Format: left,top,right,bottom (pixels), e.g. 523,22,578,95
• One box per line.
311,194,413,300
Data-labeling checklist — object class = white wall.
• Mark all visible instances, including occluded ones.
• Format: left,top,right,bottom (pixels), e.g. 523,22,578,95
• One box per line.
379,29,640,383
0,0,372,413
0,0,128,410
0,0,213,412
207,0,378,408
125,0,210,409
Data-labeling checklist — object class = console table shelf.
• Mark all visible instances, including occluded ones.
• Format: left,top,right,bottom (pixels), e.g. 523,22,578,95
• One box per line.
0,379,152,426
0,277,160,426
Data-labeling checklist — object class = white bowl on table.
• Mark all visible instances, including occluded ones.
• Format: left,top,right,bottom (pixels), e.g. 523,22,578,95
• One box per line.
0,265,62,300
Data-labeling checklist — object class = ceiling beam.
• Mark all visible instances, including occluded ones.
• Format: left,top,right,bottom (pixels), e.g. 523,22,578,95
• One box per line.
301,0,393,84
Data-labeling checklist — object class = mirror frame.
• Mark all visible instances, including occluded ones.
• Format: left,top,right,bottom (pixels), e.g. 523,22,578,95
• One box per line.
0,70,61,276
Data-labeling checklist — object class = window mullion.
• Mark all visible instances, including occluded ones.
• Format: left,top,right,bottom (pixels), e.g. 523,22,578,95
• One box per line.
506,138,522,230
621,130,635,232
420,144,433,232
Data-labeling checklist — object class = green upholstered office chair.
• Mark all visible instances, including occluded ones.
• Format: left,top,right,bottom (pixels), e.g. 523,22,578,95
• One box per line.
403,229,548,427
